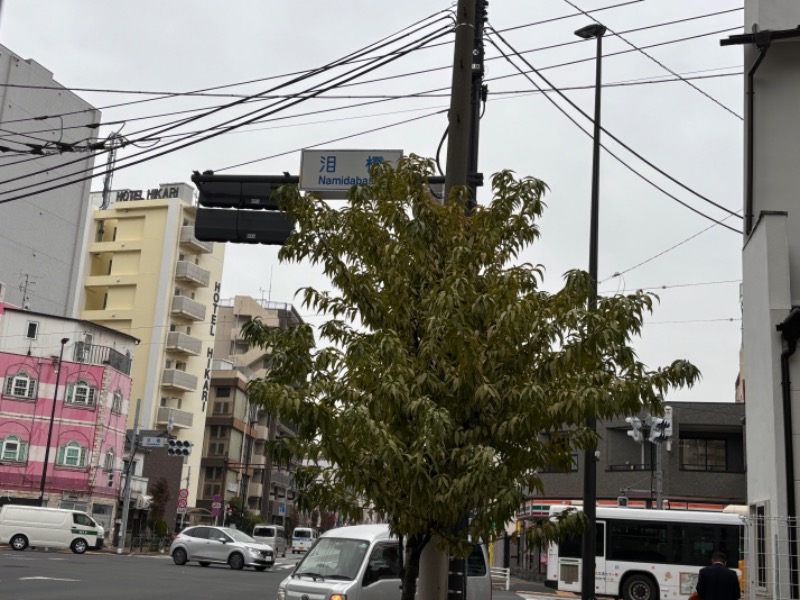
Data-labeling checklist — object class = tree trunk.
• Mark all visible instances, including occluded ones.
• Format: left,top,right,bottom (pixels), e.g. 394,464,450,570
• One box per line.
401,534,429,600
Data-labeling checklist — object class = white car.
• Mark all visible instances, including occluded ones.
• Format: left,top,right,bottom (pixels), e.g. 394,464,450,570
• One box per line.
170,526,275,571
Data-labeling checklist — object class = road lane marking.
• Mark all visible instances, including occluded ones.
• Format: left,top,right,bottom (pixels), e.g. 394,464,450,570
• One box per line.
20,576,80,582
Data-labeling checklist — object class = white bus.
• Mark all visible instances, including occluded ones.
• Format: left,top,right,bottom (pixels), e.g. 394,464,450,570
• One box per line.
545,505,744,600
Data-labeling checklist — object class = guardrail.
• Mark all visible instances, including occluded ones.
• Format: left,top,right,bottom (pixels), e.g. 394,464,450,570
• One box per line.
490,566,510,591
130,536,172,553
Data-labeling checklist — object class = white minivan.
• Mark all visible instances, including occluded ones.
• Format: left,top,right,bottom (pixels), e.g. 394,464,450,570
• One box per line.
253,524,287,557
277,524,492,600
0,505,104,554
290,526,316,554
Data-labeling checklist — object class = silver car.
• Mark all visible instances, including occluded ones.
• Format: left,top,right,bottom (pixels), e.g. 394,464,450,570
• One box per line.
170,526,275,571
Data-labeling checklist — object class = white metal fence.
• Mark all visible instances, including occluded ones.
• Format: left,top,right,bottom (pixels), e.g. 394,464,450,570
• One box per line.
741,514,800,600
490,566,510,591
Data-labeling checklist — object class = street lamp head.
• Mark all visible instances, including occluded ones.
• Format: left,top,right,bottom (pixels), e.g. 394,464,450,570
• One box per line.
574,23,607,39
61,337,69,345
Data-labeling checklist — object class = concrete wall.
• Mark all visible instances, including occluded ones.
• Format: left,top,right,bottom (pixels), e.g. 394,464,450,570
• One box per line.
0,44,99,317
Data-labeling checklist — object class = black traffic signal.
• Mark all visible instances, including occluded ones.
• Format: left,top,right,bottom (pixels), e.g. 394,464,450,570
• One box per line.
107,470,114,488
168,439,194,456
192,171,297,245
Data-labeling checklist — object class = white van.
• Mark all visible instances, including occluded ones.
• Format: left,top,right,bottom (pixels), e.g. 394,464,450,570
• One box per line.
0,505,104,554
290,526,316,554
277,524,492,600
252,524,287,557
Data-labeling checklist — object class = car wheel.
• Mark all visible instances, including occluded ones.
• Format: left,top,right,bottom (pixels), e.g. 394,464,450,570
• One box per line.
255,566,268,572
199,562,211,567
172,548,188,566
228,552,245,570
71,538,88,554
623,574,657,600
10,534,28,551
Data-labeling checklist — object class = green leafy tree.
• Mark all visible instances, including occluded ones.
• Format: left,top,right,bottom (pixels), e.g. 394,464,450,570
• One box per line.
244,156,699,600
147,477,170,535
226,496,263,533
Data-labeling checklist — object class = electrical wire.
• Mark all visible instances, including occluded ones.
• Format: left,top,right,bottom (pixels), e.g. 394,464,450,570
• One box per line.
485,27,742,232
0,8,740,144
600,211,743,283
0,19,454,202
559,0,742,120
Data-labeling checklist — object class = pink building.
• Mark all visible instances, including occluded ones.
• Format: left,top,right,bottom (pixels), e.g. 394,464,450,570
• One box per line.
0,302,138,535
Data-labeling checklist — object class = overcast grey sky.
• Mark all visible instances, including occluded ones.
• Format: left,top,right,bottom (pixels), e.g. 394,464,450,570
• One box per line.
1,1,744,404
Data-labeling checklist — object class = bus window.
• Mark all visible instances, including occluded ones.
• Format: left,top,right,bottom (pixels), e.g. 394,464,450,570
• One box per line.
558,523,605,558
608,520,669,563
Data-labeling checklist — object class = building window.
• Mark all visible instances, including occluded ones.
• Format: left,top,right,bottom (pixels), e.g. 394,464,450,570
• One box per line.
104,449,115,471
112,391,123,414
57,441,87,467
25,321,38,339
205,466,222,480
0,435,28,462
203,483,221,498
680,438,726,472
4,371,37,400
213,402,230,415
211,425,227,438
209,442,226,456
66,381,96,408
216,387,231,398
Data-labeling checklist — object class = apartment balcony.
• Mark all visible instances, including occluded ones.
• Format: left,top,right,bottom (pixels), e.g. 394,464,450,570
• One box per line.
248,455,266,468
73,343,132,376
171,295,206,321
180,226,213,253
166,331,203,356
156,406,194,429
270,470,292,488
161,369,198,391
175,261,211,287
253,424,269,440
248,482,264,498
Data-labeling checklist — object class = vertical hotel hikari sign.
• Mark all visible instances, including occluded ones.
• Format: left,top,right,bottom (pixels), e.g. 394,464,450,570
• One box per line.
202,282,221,412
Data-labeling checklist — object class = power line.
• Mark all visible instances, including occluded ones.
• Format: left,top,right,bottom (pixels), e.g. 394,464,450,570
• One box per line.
559,0,743,120
0,19,454,203
485,27,742,232
599,279,741,295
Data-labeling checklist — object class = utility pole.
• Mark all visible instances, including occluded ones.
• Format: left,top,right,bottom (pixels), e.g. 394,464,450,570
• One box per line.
420,1,486,600
117,399,141,554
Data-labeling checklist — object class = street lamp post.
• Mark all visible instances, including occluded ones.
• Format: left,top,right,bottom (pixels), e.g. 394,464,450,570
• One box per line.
39,337,69,507
574,22,606,600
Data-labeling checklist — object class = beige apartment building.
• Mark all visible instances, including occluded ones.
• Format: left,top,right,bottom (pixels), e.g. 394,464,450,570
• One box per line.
199,296,302,524
80,182,225,507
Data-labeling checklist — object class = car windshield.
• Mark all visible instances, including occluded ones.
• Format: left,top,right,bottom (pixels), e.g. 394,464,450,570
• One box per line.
220,528,256,543
295,538,370,580
294,529,312,538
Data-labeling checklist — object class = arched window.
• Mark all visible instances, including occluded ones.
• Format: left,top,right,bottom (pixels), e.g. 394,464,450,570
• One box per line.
66,380,96,407
0,434,27,462
57,441,87,467
104,449,115,471
3,371,37,400
111,390,123,414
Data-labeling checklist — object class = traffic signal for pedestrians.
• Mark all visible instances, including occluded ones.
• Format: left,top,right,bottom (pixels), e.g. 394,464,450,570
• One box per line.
192,171,296,245
167,439,194,456
107,470,114,488
625,417,643,443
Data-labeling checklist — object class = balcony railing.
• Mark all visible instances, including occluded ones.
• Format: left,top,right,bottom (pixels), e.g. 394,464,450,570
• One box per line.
74,343,132,376
166,331,203,356
171,295,206,321
271,470,292,487
248,482,264,498
156,406,194,429
180,226,213,253
175,261,211,287
161,369,198,391
120,474,149,496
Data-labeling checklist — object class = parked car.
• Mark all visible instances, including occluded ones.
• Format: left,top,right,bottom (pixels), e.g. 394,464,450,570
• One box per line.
170,525,275,571
277,524,492,600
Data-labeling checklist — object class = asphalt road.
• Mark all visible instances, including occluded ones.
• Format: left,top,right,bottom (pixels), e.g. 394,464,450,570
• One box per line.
0,547,301,600
0,547,535,600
